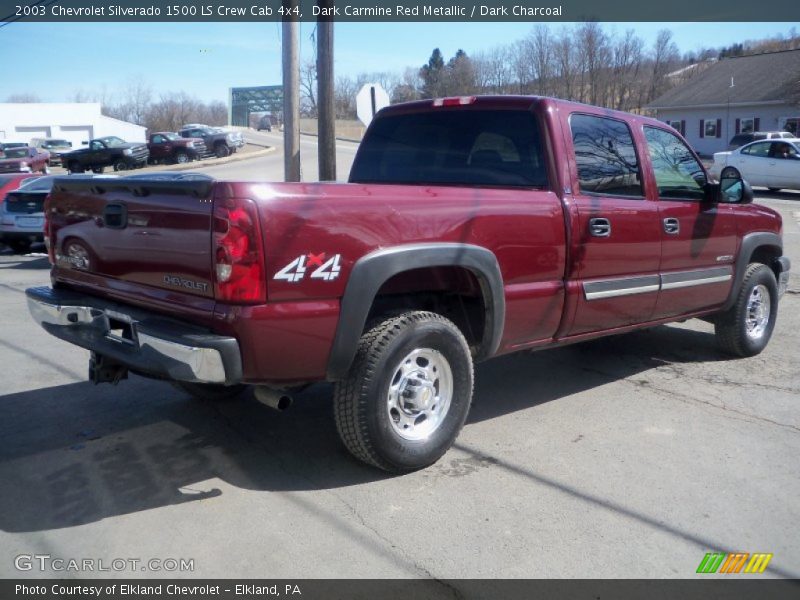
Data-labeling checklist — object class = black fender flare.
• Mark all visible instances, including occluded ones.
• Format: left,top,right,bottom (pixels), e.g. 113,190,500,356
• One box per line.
326,243,505,380
722,231,783,311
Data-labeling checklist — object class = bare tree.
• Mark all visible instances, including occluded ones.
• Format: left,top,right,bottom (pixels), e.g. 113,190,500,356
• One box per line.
300,60,318,117
5,93,41,102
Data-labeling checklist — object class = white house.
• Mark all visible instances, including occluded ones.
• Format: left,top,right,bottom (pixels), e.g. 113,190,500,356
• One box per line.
0,103,146,147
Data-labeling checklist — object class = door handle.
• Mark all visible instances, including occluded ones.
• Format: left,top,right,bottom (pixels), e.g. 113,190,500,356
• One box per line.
588,217,611,237
663,217,680,235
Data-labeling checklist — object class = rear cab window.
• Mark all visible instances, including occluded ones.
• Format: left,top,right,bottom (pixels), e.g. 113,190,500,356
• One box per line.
349,109,548,189
569,113,644,198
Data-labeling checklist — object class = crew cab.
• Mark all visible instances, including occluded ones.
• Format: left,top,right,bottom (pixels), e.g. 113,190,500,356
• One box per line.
62,136,149,174
27,96,790,472
0,146,50,174
147,132,207,164
178,126,243,158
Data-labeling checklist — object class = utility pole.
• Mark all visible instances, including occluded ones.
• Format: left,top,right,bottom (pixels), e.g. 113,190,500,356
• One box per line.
282,1,300,182
317,3,336,181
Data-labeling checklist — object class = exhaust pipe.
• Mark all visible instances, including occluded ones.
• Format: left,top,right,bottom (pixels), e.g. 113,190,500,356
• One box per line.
254,386,293,411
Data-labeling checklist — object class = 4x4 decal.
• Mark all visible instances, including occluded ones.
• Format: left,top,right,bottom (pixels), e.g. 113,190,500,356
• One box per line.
274,253,342,283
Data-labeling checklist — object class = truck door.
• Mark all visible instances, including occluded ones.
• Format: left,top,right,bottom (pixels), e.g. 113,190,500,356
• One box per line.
643,126,737,319
564,113,661,335
89,140,111,166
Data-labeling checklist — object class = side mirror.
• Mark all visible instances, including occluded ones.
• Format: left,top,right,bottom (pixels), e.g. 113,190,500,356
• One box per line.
719,173,753,204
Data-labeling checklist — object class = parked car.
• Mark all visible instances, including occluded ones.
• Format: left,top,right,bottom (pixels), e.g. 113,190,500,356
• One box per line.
0,141,30,158
0,146,50,174
27,96,790,472
728,131,794,150
30,138,73,166
178,126,244,158
1,174,117,253
257,115,273,131
147,132,207,164
61,136,149,174
710,138,800,192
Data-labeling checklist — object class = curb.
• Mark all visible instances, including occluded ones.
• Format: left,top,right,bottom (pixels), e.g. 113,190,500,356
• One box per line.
144,145,276,173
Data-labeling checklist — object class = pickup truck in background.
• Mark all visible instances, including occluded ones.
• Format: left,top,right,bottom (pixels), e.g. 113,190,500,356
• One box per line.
62,136,149,174
147,132,207,164
178,126,243,158
27,96,790,472
31,138,73,166
0,146,50,174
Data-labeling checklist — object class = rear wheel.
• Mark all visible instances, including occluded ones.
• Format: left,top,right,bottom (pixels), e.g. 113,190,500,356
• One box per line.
214,143,231,158
172,381,247,402
41,164,50,174
333,311,474,473
715,263,778,357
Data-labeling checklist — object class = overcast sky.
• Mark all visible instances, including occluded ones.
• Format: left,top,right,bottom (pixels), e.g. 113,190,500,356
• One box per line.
2,21,795,103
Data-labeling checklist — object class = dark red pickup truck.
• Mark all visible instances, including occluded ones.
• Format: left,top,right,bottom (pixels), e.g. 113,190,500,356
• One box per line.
147,132,207,164
27,96,790,472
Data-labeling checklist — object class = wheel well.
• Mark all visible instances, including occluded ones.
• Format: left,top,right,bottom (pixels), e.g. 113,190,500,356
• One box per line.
750,245,781,279
365,266,487,354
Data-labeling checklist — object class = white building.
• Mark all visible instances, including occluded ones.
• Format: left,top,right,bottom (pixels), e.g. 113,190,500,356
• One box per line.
0,103,146,147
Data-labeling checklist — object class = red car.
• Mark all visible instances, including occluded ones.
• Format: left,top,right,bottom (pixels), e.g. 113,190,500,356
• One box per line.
27,96,791,472
0,146,50,174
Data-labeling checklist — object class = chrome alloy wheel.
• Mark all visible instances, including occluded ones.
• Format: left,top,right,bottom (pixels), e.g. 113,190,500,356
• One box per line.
745,284,771,340
387,348,453,441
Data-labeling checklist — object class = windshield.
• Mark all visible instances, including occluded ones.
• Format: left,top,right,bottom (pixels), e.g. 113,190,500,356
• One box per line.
2,148,29,159
350,109,548,188
164,133,181,141
98,136,126,147
42,140,71,148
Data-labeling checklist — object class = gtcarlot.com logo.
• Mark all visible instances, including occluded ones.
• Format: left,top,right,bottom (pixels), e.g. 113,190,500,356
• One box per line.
14,554,194,573
696,552,772,574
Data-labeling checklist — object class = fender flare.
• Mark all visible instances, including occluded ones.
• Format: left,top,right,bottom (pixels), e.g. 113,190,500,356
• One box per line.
722,231,783,311
326,243,505,380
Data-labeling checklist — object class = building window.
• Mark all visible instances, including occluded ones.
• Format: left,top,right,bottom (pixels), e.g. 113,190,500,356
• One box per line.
740,118,755,134
665,120,684,135
704,119,718,138
780,117,799,136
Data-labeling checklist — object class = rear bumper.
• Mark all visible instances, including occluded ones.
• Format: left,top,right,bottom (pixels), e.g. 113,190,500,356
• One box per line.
26,286,242,385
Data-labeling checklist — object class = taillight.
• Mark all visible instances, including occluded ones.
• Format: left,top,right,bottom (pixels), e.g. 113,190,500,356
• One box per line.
213,197,265,303
43,193,54,264
432,96,476,107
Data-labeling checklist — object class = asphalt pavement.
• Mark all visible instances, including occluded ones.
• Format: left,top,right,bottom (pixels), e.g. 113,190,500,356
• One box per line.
0,142,798,581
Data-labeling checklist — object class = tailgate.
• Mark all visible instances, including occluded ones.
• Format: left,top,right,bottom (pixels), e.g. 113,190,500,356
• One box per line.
48,177,216,303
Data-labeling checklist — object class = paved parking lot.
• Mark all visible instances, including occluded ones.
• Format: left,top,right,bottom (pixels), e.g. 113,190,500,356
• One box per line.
0,158,798,579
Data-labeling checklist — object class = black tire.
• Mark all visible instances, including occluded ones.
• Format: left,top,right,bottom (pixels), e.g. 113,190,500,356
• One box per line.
8,239,32,254
214,143,231,158
768,187,781,193
69,161,84,174
112,160,128,172
333,311,474,473
720,166,740,179
715,263,778,357
174,151,189,164
91,166,105,174
172,381,247,402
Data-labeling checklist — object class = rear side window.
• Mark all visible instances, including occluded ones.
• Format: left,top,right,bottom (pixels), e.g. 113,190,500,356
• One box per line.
569,114,643,198
742,142,771,157
644,126,707,201
349,109,548,188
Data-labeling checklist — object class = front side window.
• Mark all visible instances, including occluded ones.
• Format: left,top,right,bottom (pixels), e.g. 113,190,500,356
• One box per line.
644,126,707,201
570,113,643,198
349,109,548,188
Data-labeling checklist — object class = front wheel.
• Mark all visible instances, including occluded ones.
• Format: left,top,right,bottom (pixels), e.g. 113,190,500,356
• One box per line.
112,160,128,172
768,187,781,193
215,144,231,158
334,311,474,473
69,161,84,174
174,151,189,164
715,263,778,357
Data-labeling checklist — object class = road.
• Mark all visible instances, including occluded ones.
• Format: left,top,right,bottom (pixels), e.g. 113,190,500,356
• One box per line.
0,137,798,581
